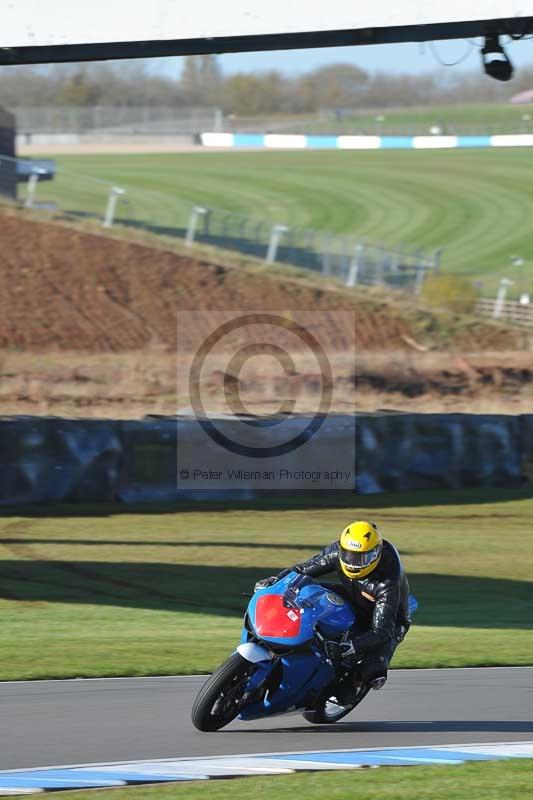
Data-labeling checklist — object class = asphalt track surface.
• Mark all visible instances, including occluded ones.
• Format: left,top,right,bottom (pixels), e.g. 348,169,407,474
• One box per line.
1,667,532,771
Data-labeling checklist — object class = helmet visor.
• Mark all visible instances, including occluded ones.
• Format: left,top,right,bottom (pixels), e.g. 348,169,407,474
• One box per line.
340,543,382,570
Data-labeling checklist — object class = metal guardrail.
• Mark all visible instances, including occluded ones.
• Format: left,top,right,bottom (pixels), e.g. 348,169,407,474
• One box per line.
0,153,441,293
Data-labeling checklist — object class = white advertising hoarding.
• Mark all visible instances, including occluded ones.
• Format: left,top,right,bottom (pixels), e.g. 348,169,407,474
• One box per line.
1,1,533,62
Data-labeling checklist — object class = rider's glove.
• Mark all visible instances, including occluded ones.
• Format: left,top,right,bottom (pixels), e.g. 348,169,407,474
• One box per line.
397,622,411,643
254,576,277,592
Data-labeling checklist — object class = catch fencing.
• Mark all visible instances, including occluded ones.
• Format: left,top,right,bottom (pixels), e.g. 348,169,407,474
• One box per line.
184,205,441,289
13,106,223,135
11,105,533,138
0,153,441,293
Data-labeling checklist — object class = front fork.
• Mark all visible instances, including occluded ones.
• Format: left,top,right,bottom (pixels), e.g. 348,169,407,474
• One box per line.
235,643,278,705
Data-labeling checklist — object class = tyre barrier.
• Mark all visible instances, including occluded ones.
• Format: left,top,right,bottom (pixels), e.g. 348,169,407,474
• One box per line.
0,413,532,505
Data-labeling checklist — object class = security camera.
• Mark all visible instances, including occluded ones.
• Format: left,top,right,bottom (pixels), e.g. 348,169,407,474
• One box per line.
481,36,514,81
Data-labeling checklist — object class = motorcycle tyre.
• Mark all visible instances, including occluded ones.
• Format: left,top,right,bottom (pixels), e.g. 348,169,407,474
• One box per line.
191,652,252,732
302,682,370,724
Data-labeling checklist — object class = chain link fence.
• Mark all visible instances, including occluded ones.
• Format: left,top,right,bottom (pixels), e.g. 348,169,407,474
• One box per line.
0,153,441,293
10,105,533,138
187,207,441,290
11,106,223,135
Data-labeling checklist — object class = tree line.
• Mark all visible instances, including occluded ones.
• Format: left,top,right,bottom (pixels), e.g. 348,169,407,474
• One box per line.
0,55,529,114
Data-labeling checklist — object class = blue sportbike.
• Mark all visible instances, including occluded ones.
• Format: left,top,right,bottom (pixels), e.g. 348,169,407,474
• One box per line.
191,571,417,731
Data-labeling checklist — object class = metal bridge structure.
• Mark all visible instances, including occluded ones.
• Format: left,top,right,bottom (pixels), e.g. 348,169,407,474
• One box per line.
1,2,533,64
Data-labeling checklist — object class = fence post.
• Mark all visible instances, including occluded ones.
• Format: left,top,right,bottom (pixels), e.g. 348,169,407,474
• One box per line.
346,243,363,287
185,206,207,246
103,186,125,228
24,168,46,209
377,246,387,285
432,248,443,272
414,265,426,296
494,278,514,318
412,249,427,295
266,225,288,263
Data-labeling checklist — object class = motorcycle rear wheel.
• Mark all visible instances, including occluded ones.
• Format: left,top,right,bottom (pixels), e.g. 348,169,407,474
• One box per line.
191,653,252,732
302,682,370,724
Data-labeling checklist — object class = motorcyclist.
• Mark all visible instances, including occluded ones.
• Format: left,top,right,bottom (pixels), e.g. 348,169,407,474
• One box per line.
256,520,411,695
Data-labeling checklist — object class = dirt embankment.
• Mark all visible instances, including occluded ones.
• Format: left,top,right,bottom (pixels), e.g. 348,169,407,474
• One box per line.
0,210,531,417
0,210,526,352
0,211,360,352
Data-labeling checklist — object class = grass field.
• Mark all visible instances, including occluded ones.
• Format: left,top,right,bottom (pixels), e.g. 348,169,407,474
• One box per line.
31,759,533,800
0,488,531,681
32,148,533,294
281,102,533,136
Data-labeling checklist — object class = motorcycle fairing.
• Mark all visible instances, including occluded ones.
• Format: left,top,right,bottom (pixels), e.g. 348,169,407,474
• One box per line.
255,594,302,638
236,571,419,721
246,571,356,647
238,653,334,720
235,572,355,719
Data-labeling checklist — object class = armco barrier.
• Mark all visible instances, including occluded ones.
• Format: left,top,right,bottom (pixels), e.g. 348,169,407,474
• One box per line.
0,413,532,505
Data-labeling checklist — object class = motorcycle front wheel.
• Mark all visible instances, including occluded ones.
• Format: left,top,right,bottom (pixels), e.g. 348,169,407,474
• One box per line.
302,682,370,724
191,653,253,732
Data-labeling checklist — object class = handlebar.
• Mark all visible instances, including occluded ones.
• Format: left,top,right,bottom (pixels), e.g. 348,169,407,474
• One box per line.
282,573,315,609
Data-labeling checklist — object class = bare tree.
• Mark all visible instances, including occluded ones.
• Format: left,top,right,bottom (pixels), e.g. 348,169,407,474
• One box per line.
0,56,527,115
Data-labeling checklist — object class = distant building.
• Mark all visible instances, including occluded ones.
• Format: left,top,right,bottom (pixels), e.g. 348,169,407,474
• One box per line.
0,105,16,199
510,89,533,104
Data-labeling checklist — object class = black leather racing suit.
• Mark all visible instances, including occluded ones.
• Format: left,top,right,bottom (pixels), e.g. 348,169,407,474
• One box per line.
286,539,411,682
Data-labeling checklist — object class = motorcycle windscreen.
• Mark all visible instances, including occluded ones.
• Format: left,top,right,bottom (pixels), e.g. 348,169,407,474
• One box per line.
254,594,302,638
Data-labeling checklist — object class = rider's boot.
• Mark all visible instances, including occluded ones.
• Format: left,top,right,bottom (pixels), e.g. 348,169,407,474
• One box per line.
370,675,387,690
333,674,363,705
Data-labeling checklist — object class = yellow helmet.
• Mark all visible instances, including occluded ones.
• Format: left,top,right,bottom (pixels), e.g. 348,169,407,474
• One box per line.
339,520,383,579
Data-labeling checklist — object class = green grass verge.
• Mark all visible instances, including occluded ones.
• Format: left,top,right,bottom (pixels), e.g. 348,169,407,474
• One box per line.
284,102,533,135
0,488,531,680
27,148,533,293
31,759,533,800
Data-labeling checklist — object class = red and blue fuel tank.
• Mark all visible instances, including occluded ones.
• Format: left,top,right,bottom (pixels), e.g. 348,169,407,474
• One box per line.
244,571,356,648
